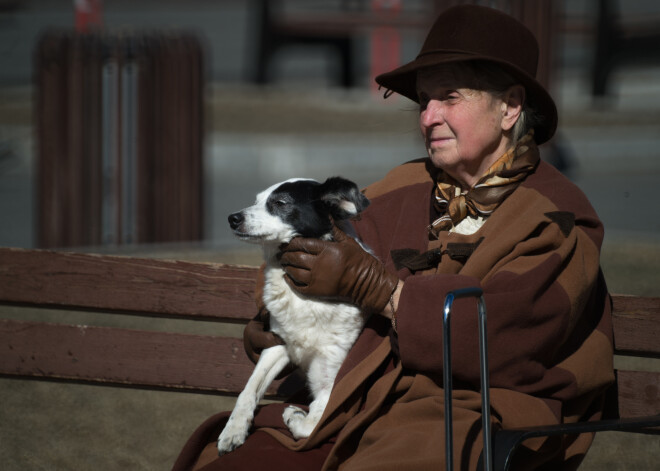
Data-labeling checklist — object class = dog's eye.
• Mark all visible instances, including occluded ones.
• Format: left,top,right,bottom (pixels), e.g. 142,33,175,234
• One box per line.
267,194,291,211
268,199,289,211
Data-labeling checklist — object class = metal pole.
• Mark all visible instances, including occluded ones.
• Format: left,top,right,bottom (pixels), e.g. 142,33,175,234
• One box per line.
443,288,492,471
101,41,119,245
121,36,138,244
477,294,492,471
443,292,455,471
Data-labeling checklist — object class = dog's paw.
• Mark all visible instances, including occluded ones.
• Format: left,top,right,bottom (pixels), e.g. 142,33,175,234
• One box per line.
217,419,250,456
283,405,315,439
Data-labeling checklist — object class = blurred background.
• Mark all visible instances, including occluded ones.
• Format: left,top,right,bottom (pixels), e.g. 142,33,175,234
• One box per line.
0,1,659,469
1,0,659,258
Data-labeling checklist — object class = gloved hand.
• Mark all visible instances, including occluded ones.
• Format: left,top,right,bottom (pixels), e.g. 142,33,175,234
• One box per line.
278,225,398,313
243,307,286,365
243,265,286,365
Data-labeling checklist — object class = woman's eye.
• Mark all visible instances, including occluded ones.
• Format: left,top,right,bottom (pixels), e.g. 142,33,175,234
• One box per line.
418,92,429,109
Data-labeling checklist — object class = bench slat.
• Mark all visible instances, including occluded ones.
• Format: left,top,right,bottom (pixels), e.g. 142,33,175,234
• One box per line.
0,248,258,322
611,295,660,357
0,318,298,397
1,247,659,417
615,370,660,418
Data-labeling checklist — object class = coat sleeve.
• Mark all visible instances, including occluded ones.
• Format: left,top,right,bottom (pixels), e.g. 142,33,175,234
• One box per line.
394,212,612,402
352,160,613,405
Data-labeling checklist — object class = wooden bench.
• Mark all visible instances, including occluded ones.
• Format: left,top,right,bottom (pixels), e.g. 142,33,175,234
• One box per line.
253,0,433,87
1,247,659,468
592,0,660,96
253,1,559,92
0,247,302,398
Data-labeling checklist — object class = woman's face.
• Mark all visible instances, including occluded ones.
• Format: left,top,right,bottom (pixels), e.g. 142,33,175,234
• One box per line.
417,66,515,189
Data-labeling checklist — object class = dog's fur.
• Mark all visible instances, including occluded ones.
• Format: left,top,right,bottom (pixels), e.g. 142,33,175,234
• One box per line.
217,177,371,455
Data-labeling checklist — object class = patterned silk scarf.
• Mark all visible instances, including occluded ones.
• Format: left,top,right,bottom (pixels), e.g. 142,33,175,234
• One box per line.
429,130,539,238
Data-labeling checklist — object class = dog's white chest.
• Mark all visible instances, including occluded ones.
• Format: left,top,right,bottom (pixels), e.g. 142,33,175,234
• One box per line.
261,264,365,368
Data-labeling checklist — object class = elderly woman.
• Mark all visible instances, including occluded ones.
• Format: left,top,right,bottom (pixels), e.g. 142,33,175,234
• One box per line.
174,5,614,470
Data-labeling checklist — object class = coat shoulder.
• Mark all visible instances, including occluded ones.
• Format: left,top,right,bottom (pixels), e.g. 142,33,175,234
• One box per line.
363,158,438,200
524,161,597,217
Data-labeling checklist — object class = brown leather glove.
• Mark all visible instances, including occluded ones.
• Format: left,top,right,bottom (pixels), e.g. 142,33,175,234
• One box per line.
243,307,297,379
278,225,398,313
243,307,285,364
243,264,286,365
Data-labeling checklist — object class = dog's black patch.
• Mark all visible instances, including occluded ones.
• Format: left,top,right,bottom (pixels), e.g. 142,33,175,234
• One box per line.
267,180,330,238
267,177,369,239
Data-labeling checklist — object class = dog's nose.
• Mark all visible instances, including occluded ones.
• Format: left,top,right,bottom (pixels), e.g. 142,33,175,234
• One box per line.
228,212,244,230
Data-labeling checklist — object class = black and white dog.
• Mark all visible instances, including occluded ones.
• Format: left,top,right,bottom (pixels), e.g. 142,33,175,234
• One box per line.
218,177,371,455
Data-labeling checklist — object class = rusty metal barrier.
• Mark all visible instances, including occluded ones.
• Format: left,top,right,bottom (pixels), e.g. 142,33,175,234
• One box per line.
35,31,204,248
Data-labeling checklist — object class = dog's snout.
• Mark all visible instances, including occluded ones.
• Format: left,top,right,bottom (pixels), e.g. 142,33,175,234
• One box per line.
228,212,244,230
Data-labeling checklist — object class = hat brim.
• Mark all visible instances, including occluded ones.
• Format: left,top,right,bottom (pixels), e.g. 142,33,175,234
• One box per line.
375,51,558,145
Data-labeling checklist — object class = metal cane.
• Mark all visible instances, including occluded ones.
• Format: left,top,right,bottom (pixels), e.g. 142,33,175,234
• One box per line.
443,288,492,471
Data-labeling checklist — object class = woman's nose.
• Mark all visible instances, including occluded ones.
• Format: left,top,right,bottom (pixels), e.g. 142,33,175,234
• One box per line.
420,100,444,127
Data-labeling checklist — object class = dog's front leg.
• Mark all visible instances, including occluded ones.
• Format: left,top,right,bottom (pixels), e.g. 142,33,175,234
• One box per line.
283,387,331,439
217,345,290,455
283,355,337,440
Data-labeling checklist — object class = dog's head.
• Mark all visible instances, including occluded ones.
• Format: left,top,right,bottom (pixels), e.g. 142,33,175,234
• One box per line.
228,177,369,245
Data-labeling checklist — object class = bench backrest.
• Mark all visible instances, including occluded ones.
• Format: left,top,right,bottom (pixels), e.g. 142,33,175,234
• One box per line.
0,248,300,398
609,295,660,417
1,247,659,414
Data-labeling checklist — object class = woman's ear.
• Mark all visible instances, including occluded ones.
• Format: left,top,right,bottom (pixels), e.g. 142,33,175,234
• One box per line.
500,85,525,131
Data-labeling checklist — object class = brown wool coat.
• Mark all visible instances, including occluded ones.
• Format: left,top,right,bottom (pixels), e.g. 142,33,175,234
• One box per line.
175,158,614,471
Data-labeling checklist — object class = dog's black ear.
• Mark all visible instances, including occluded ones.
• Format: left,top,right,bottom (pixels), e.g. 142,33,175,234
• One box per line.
318,176,370,220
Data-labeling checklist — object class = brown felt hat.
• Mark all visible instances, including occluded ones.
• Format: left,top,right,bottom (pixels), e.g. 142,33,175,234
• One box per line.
375,4,558,144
